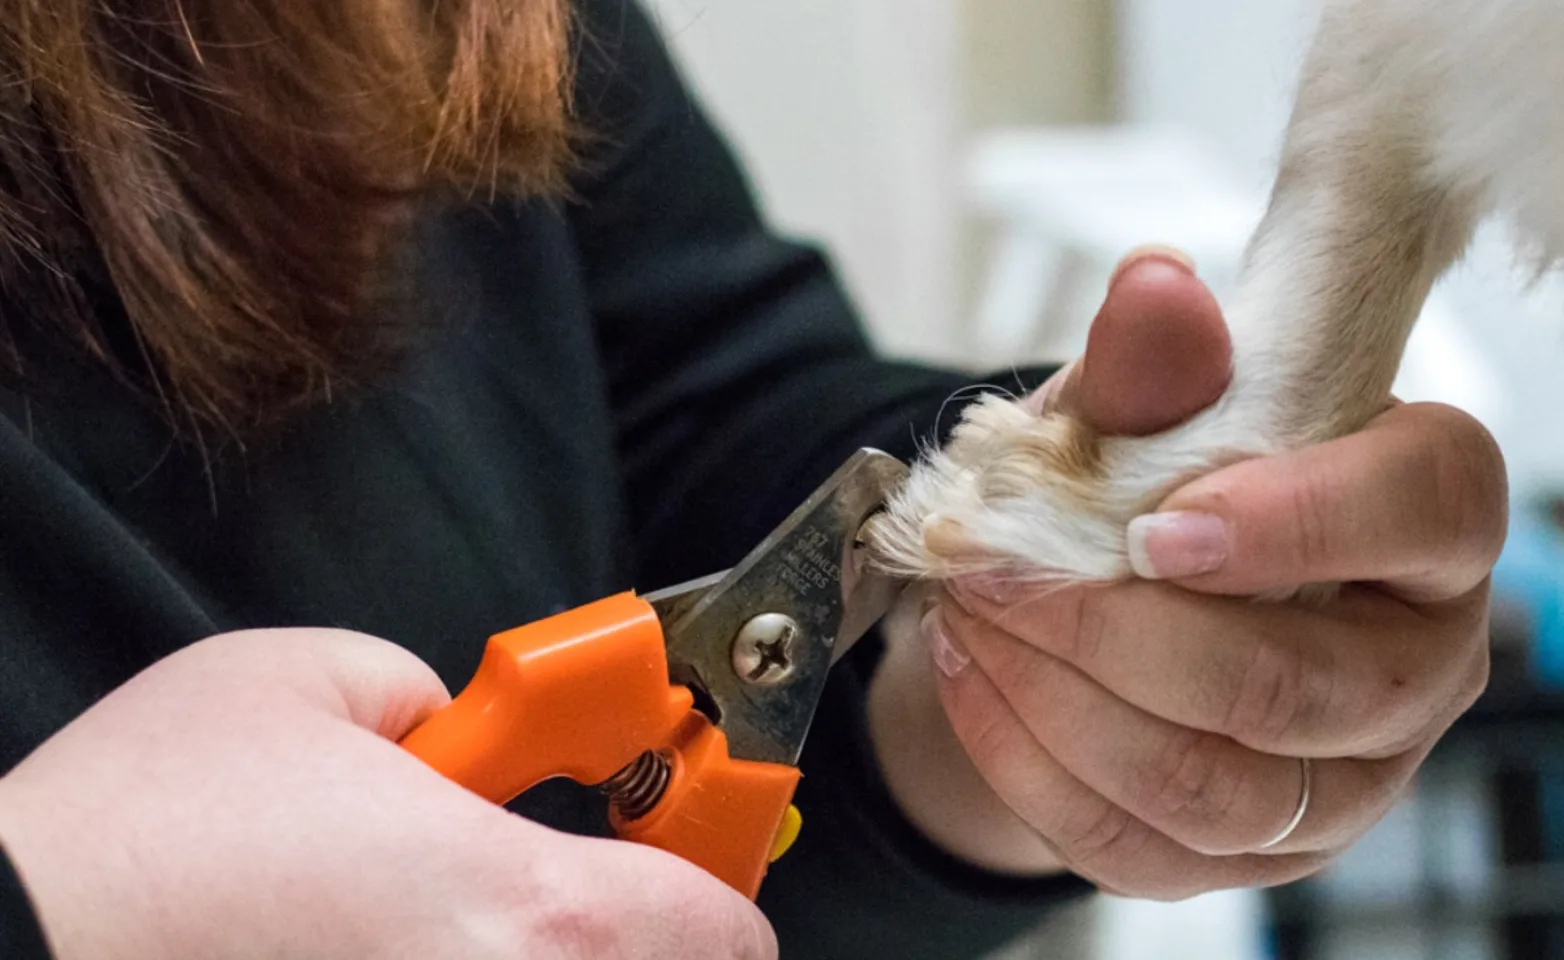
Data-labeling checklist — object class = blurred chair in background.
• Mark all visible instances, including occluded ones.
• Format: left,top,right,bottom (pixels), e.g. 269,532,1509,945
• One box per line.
961,123,1511,430
965,124,1256,361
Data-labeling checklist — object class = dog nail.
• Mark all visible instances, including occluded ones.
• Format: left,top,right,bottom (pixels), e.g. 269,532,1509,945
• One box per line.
1127,511,1229,579
920,605,970,678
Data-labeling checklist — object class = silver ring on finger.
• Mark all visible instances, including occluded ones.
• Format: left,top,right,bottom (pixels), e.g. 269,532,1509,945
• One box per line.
1259,757,1311,850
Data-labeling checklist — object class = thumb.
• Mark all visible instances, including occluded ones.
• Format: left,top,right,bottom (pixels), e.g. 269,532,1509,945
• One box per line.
179,628,452,740
1036,247,1232,437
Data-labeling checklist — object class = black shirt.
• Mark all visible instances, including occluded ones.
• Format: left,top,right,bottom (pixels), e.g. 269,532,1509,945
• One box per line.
0,1,1090,955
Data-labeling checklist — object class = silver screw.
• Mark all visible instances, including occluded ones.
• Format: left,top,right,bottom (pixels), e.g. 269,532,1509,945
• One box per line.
731,613,801,685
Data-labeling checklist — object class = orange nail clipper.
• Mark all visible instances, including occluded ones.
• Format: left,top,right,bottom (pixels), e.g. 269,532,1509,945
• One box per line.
399,449,909,899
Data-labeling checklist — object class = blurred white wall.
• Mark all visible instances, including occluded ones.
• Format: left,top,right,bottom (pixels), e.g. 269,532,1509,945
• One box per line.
641,0,962,361
1116,1,1317,196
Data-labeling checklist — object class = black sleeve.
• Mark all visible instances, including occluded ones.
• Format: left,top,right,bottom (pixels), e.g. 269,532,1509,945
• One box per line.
565,3,1094,957
0,846,51,960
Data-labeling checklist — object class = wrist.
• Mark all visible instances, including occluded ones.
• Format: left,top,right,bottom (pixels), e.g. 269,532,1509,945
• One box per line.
866,592,1065,877
0,788,53,960
0,773,152,960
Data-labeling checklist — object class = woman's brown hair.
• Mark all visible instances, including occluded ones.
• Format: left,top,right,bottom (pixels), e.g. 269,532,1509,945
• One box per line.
0,0,571,434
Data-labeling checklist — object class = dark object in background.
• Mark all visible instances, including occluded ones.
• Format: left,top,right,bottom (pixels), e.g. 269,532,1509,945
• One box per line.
1263,493,1564,960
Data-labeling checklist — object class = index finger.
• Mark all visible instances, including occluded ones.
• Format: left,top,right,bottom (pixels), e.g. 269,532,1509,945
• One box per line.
1142,402,1508,602
945,578,1489,759
176,629,452,739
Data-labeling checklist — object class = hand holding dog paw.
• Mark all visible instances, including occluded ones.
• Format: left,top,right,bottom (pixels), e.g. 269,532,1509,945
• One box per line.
922,248,1501,898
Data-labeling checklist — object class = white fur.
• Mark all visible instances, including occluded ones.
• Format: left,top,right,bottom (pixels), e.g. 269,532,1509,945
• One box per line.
869,0,1564,587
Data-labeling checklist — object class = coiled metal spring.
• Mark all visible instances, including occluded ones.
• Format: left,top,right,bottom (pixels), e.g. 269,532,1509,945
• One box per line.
599,750,671,821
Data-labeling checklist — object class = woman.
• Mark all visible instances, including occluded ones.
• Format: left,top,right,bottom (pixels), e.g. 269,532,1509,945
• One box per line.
0,0,1502,957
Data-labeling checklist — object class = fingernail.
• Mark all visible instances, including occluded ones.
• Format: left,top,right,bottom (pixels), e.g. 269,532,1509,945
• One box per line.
1126,511,1229,579
1108,244,1197,291
920,605,970,678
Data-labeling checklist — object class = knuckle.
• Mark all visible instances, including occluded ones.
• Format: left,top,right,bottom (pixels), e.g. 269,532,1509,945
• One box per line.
1285,474,1338,572
520,861,621,957
1135,730,1245,830
673,885,773,960
1427,409,1509,567
529,898,626,958
725,909,777,960
525,845,735,959
1358,666,1419,736
1439,624,1491,726
1222,631,1318,748
1354,644,1428,733
958,691,1023,772
1053,797,1142,867
1364,607,1490,746
1057,586,1110,666
1462,639,1492,709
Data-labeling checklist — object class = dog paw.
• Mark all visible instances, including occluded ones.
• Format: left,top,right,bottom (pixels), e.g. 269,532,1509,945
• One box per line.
864,392,1277,591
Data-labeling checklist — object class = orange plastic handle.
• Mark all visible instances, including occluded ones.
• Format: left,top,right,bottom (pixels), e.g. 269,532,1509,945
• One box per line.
398,592,800,898
613,710,800,899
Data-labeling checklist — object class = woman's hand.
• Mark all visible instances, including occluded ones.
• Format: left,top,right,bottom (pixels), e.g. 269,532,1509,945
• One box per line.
0,629,776,958
871,248,1501,899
